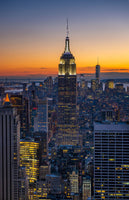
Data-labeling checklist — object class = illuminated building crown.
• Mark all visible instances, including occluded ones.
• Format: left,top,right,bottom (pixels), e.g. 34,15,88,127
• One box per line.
61,36,74,60
3,93,11,107
59,21,76,76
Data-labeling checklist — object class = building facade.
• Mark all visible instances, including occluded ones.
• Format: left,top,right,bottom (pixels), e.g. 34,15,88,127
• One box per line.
0,95,20,200
34,98,48,133
69,170,79,194
82,176,91,200
20,138,39,183
95,64,100,84
94,122,129,199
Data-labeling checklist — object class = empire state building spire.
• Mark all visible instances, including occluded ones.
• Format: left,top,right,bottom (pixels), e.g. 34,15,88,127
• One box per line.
64,19,71,54
66,18,69,38
59,23,76,75
64,36,70,53
60,21,75,68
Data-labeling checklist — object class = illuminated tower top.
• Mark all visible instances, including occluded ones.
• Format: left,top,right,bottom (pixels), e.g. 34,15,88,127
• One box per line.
60,36,74,60
5,93,10,102
59,21,76,75
3,93,11,107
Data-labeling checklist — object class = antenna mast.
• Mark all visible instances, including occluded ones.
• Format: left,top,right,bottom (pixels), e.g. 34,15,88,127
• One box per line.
97,57,99,65
66,19,69,37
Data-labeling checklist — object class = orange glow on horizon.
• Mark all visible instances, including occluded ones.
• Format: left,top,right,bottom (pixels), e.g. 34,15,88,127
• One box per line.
0,65,129,77
1,37,129,77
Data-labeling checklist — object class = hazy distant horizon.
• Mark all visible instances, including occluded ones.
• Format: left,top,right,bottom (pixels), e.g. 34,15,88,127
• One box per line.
0,72,129,81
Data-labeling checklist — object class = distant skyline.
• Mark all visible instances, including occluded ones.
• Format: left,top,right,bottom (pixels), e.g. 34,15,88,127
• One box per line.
0,0,129,77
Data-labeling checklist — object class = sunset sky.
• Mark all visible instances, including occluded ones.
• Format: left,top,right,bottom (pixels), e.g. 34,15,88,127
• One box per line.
0,0,129,78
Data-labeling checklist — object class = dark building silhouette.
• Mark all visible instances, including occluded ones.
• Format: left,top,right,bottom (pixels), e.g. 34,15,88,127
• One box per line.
0,94,20,200
96,64,100,84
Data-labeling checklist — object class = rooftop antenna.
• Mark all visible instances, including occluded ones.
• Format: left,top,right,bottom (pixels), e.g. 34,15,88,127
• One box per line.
66,18,69,37
97,57,99,65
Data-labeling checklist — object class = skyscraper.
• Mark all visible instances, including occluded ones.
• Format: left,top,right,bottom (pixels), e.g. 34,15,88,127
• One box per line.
35,98,48,133
20,138,39,183
0,94,20,200
57,25,79,146
82,176,91,200
96,60,100,84
69,170,79,194
94,122,129,199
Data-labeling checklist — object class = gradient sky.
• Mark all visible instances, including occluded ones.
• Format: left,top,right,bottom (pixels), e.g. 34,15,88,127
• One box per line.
0,0,129,77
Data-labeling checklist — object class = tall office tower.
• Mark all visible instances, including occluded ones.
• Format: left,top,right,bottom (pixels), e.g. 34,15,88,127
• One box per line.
29,88,37,134
69,170,79,194
22,97,30,138
0,94,20,200
34,131,48,161
44,76,53,97
39,160,50,180
96,61,100,84
34,98,48,133
23,83,28,98
10,94,24,137
58,25,79,146
48,98,57,142
18,167,29,200
82,176,91,200
94,122,129,199
20,138,39,183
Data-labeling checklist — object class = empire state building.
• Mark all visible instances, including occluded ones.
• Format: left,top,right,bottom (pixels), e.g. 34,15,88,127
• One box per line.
57,27,79,146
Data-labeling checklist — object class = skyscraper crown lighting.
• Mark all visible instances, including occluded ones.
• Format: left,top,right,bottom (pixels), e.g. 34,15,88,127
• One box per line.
61,36,74,60
59,24,76,76
3,93,11,107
